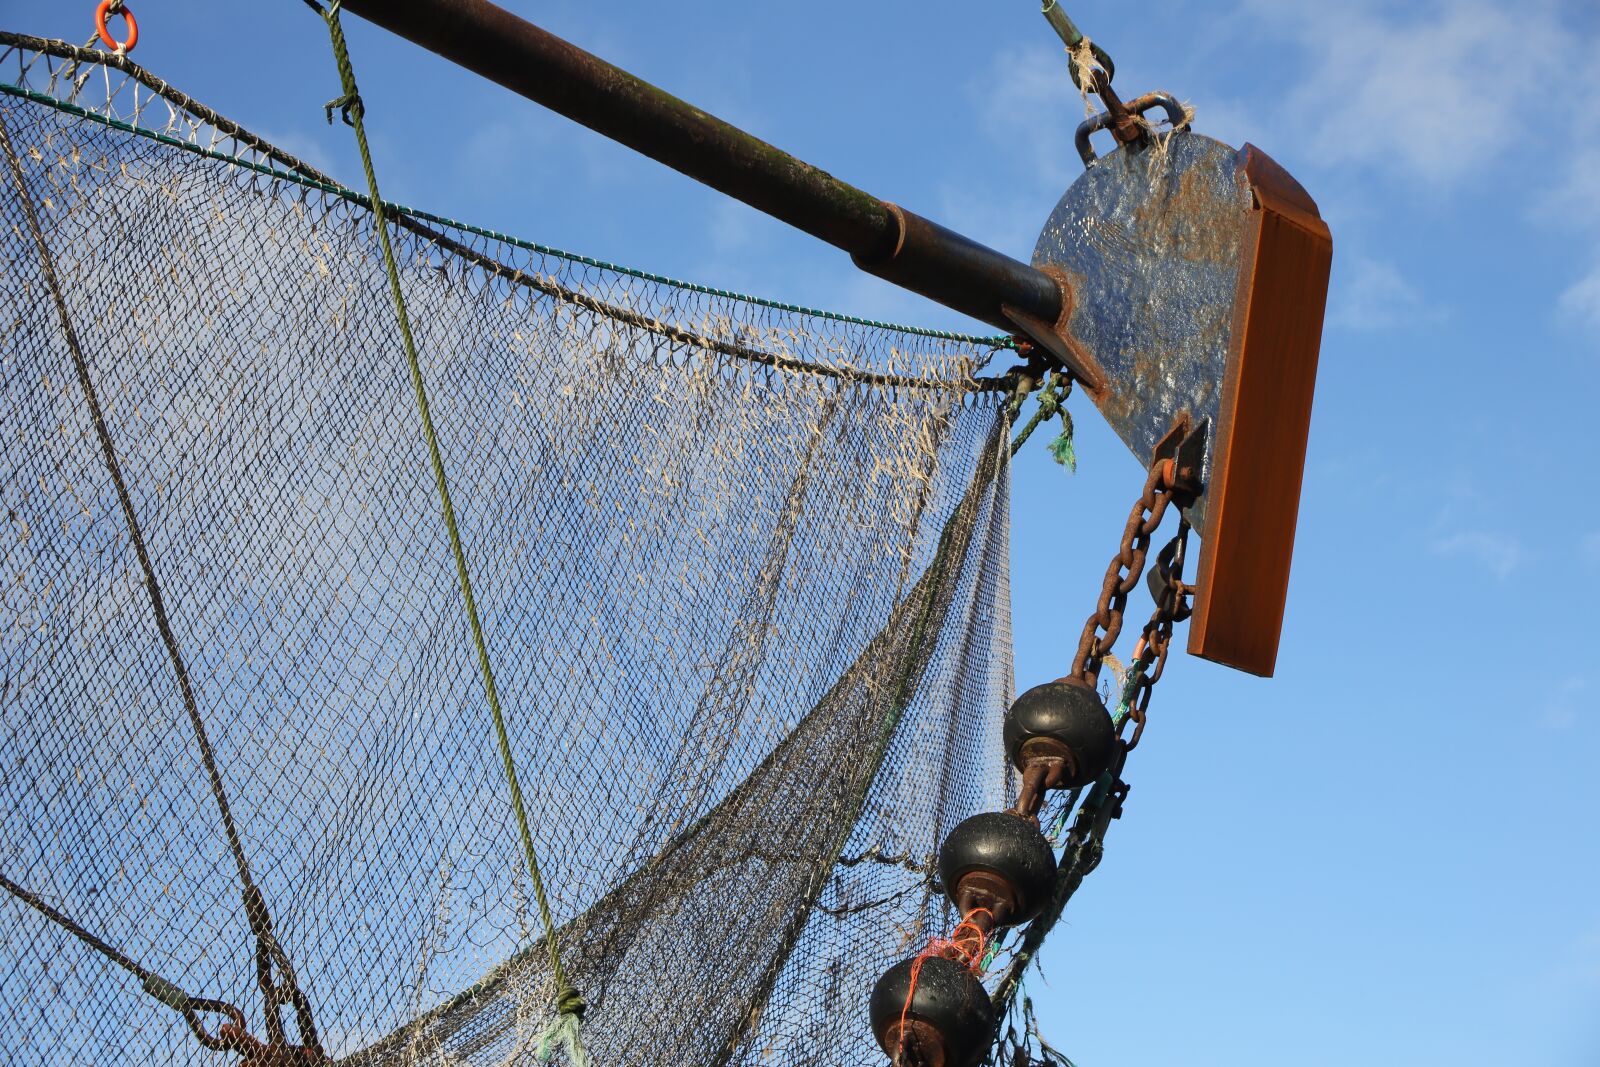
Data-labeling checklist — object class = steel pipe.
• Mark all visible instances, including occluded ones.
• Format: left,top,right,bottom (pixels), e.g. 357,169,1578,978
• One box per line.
339,0,1064,332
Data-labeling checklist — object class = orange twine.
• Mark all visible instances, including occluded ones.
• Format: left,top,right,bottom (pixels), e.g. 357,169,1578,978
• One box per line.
893,909,992,1066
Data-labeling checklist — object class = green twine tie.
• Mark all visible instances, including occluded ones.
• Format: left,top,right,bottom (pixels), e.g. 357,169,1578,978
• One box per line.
535,1000,590,1067
1046,415,1076,472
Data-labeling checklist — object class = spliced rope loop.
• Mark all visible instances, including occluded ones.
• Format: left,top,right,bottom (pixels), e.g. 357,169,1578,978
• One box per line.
0,872,260,1056
1039,1,1114,89
309,2,586,1060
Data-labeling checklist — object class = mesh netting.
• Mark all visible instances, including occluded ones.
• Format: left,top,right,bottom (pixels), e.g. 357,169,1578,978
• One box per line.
0,35,1024,1067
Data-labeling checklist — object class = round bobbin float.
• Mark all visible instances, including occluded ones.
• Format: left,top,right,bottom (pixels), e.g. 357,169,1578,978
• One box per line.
938,811,1056,927
1003,678,1116,790
869,955,996,1067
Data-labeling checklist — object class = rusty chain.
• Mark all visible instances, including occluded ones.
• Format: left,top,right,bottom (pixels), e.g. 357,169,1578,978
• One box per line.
1065,446,1199,752
1069,457,1181,687
1123,516,1192,750
987,442,1200,1066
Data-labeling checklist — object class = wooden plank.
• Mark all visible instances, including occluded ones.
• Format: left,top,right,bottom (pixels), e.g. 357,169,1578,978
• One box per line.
1186,146,1332,677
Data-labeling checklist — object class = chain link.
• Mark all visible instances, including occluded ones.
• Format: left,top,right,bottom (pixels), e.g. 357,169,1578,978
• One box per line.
1069,458,1179,687
1065,446,1200,752
1123,517,1192,750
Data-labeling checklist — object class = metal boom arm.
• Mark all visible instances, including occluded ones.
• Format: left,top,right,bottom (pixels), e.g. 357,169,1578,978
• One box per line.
339,0,1065,335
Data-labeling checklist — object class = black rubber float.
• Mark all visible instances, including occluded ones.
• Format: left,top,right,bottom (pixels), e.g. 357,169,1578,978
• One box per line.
1003,678,1117,790
938,812,1056,927
869,955,996,1067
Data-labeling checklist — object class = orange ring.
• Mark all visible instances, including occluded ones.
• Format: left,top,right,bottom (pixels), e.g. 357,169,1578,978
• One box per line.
94,1,137,53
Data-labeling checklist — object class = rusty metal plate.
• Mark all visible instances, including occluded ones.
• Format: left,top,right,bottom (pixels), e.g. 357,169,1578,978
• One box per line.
1032,127,1248,532
1032,121,1331,677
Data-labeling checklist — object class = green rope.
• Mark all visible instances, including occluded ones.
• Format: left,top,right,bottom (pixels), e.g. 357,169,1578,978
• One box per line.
1039,0,1086,47
1007,374,1051,451
1039,1,1116,88
311,3,586,1058
1046,414,1076,471
1008,371,1075,470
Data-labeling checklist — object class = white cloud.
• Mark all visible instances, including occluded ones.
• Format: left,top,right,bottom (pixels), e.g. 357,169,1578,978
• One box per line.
1329,255,1444,331
1430,529,1525,579
943,43,1083,257
965,3,1600,331
1529,52,1600,330
1536,144,1600,231
974,43,1082,191
1560,265,1600,329
1240,0,1583,187
1236,1,1600,327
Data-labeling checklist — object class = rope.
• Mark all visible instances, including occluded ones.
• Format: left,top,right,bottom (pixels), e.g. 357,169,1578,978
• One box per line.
1039,1,1115,88
0,871,173,1001
310,4,586,1059
1039,0,1086,46
0,105,251,912
0,81,1011,396
0,870,291,1056
14,75,1005,396
895,909,992,1065
1009,371,1075,469
0,31,1015,352
0,105,321,1057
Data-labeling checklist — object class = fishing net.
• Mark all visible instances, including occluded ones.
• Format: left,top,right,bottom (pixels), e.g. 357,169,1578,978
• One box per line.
0,35,1024,1067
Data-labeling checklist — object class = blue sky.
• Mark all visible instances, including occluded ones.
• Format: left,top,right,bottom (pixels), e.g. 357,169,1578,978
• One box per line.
7,0,1598,1063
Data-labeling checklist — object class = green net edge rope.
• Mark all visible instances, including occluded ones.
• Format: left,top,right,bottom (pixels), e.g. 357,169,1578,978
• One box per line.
0,73,1015,350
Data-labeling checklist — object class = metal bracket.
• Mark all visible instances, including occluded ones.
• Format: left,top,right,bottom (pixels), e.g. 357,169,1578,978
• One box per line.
1033,120,1331,676
1001,298,1105,396
1075,91,1191,166
1149,415,1207,499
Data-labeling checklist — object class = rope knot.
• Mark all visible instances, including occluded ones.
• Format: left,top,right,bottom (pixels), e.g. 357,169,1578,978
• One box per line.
555,985,587,1020
1009,371,1075,471
323,93,363,127
938,910,991,972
